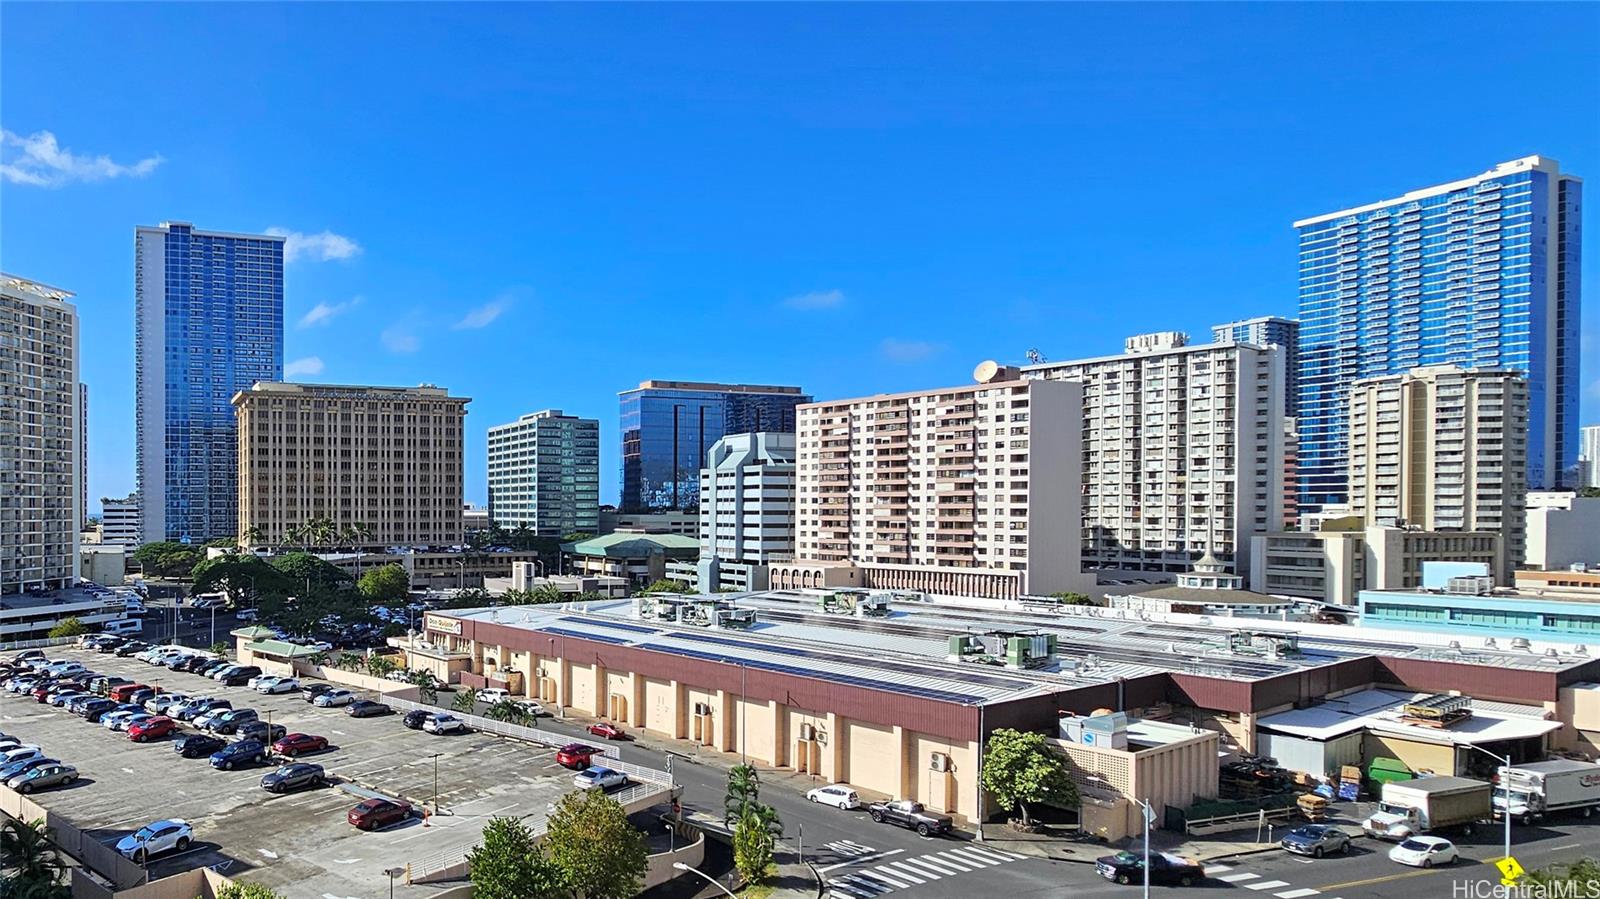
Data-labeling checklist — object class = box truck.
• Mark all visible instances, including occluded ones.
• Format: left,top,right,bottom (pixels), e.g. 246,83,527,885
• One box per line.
1362,776,1491,840
1494,760,1600,823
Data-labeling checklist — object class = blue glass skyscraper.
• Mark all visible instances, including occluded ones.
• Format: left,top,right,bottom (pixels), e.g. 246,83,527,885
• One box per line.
619,380,809,512
1296,157,1582,509
135,222,284,542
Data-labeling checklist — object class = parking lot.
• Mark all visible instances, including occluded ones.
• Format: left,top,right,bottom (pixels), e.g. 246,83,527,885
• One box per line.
0,647,578,897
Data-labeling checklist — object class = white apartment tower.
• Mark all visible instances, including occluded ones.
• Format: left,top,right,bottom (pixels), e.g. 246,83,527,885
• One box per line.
697,432,796,592
1023,332,1285,577
787,366,1084,599
486,409,600,537
1347,365,1527,581
1,274,81,595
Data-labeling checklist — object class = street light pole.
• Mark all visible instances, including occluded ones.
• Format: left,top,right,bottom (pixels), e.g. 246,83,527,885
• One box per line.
384,866,404,898
431,752,441,815
1469,745,1514,862
672,862,736,899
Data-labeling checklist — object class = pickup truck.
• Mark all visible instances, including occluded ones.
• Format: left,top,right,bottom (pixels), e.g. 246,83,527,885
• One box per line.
867,800,953,837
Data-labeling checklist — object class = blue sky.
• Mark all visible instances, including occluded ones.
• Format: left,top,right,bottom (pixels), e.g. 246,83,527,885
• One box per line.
3,3,1597,512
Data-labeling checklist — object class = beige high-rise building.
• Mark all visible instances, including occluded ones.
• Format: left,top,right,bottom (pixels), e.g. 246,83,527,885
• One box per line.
235,382,469,549
780,365,1085,599
1,274,80,595
1347,365,1527,580
1023,332,1285,577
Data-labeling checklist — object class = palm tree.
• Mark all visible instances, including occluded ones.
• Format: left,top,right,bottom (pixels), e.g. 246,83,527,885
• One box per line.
1,817,66,892
724,764,763,826
241,524,264,551
307,517,338,553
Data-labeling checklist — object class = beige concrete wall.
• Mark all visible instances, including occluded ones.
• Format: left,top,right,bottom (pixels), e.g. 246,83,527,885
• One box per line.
912,732,974,816
1554,685,1600,757
644,677,677,735
842,719,899,797
737,698,778,766
568,661,598,714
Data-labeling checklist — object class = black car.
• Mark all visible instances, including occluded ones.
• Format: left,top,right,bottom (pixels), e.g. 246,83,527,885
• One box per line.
198,660,231,677
260,762,325,793
221,670,260,687
234,721,287,743
346,700,392,718
179,657,214,673
402,709,431,730
115,642,148,657
1096,851,1205,887
93,639,125,654
80,698,119,722
301,684,334,703
210,738,268,770
127,687,159,705
173,733,226,759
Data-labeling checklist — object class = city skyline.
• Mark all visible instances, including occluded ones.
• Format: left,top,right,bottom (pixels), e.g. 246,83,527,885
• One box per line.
2,4,1596,513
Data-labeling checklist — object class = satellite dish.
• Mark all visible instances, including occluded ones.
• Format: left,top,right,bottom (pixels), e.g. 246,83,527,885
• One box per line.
973,360,1001,383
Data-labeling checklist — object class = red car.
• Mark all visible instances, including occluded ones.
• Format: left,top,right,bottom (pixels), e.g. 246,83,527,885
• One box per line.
109,683,152,703
556,743,602,770
587,722,625,740
347,798,411,830
272,733,329,757
128,716,177,742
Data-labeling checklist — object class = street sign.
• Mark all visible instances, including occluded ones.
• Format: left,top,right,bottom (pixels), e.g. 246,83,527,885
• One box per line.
1143,802,1157,825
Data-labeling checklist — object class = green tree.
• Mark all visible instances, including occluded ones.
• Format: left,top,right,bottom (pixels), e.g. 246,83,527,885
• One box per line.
191,553,290,606
484,698,532,727
270,552,351,591
406,669,440,704
131,541,203,578
358,564,410,604
209,642,231,658
544,791,647,899
367,655,398,678
733,807,776,886
454,687,479,714
1048,591,1098,607
335,651,364,672
46,617,85,639
212,883,289,899
0,817,67,898
1524,857,1600,889
1579,487,1600,499
467,816,569,899
724,763,763,826
642,579,691,595
437,587,493,610
979,728,1078,826
560,532,594,543
241,524,265,548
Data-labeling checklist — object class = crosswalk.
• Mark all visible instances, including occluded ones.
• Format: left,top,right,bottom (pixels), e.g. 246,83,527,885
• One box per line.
1205,862,1343,899
820,840,1030,898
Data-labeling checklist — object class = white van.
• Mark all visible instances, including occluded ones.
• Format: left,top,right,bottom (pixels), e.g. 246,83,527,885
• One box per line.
102,618,143,636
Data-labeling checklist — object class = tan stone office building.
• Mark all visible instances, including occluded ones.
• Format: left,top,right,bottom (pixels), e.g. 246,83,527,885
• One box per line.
234,382,469,549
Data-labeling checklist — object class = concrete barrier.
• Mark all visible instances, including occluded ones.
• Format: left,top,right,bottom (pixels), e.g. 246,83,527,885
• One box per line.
1,785,147,890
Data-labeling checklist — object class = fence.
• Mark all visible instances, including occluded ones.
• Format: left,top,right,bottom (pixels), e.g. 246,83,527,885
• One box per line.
1,636,79,652
1184,806,1297,836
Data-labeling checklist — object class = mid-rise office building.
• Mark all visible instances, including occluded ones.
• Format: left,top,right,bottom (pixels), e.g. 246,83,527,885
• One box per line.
234,382,468,549
1296,156,1583,508
101,493,142,548
1,274,80,595
781,365,1085,599
1213,316,1299,418
1023,332,1285,577
1581,425,1600,489
695,432,797,592
1250,518,1501,605
619,380,810,513
1523,491,1600,571
486,409,600,537
136,222,284,543
1347,366,1527,580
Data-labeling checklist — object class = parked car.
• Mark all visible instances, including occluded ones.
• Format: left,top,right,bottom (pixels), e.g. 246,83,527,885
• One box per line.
208,665,244,682
173,733,226,759
401,709,431,730
197,660,231,677
1389,837,1459,869
260,762,326,794
126,687,159,705
114,641,149,657
254,676,300,695
555,743,602,770
1097,851,1205,886
477,688,510,704
147,693,190,714
1,748,45,768
514,699,548,718
8,763,79,794
347,798,411,830
114,819,192,862
346,700,392,718
175,698,230,722
209,738,268,770
234,721,288,744
868,800,954,837
422,713,467,735
107,711,153,732
1281,824,1351,858
8,650,46,666
221,668,262,687
573,766,627,791
205,709,261,735
129,716,179,742
806,784,861,810
301,684,335,703
272,733,329,757
79,698,119,722
0,756,58,783
313,689,355,708
586,722,625,740
109,683,150,702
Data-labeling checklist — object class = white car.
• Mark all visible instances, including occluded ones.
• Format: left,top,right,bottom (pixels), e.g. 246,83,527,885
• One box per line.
477,688,510,704
573,766,627,791
254,676,300,695
1389,836,1458,868
147,693,189,714
43,662,86,677
115,819,192,862
313,689,355,708
422,713,468,735
107,712,153,732
805,784,861,810
245,674,274,690
1,746,43,764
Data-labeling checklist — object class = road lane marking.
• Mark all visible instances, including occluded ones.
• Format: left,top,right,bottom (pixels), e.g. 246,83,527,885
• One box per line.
1244,880,1291,891
819,849,904,872
1205,865,1234,876
910,855,966,874
1316,862,1483,892
1220,873,1261,883
964,846,1017,863
948,847,1003,866
876,862,925,884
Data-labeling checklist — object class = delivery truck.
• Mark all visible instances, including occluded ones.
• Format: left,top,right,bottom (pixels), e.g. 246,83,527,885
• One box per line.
1362,776,1491,841
1494,759,1600,823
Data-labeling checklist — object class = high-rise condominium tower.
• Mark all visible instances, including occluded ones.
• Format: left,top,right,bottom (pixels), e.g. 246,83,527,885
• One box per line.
1,274,80,595
487,409,600,537
1296,157,1582,509
619,380,809,512
1213,316,1299,418
136,222,284,543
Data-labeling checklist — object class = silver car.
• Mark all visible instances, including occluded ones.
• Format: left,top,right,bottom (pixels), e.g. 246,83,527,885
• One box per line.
1281,824,1351,858
7,763,78,794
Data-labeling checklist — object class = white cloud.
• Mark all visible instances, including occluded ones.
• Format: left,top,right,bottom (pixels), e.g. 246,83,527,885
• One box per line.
880,338,941,363
782,289,845,311
265,227,362,263
452,297,511,330
0,128,163,188
285,356,325,378
297,296,362,328
381,324,420,354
